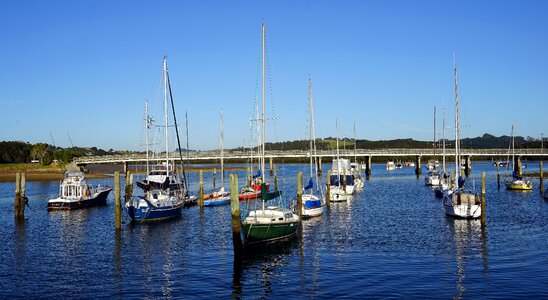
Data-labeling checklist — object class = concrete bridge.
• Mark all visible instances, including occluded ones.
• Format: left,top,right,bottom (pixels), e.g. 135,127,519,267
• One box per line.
73,148,545,176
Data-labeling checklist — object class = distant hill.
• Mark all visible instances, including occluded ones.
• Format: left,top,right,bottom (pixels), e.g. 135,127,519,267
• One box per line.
231,133,543,151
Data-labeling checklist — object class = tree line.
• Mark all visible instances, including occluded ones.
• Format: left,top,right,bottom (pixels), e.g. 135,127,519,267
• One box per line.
0,141,120,165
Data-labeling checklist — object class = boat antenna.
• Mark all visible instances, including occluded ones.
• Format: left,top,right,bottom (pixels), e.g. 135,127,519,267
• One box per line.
167,62,188,194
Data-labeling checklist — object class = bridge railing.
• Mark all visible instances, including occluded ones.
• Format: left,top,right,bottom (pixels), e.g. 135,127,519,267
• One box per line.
72,148,545,164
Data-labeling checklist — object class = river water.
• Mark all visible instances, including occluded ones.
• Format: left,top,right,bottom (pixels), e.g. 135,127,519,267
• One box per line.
1,162,546,299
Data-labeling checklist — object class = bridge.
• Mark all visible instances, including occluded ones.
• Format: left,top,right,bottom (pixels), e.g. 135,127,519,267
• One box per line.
73,148,545,176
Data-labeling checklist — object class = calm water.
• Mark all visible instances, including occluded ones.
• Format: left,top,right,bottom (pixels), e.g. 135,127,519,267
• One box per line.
1,162,546,299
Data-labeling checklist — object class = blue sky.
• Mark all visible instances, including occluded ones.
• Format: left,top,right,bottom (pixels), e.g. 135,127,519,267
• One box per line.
1,0,546,151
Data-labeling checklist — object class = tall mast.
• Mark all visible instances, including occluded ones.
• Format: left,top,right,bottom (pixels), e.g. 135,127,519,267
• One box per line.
354,121,357,164
163,56,169,176
511,123,515,171
454,62,459,189
336,118,341,188
434,106,437,161
309,78,314,179
442,106,446,175
261,22,266,182
145,100,150,176
220,110,225,189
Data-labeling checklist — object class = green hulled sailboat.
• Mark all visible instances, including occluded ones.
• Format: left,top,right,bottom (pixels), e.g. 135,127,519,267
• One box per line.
241,22,299,244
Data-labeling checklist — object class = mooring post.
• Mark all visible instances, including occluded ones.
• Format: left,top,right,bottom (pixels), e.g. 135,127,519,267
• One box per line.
342,166,347,193
123,161,128,175
246,167,251,187
496,163,501,189
213,167,217,190
540,161,544,192
274,165,278,191
297,171,303,218
358,164,362,180
114,171,121,230
326,170,331,207
14,172,26,218
415,155,421,177
230,174,243,252
269,157,273,176
481,171,486,228
124,171,133,204
199,170,204,208
465,155,471,177
317,157,322,176
366,155,372,179
516,156,523,176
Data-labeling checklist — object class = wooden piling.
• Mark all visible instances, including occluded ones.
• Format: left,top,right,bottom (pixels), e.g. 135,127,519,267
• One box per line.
540,161,544,192
123,161,128,175
269,157,273,176
366,155,372,178
274,165,278,191
464,155,471,177
199,170,204,208
326,170,331,207
496,163,501,189
213,168,217,190
124,171,133,204
342,166,347,192
516,156,523,176
114,171,121,230
415,155,421,176
358,164,362,179
246,167,251,187
230,174,243,252
317,157,322,176
14,172,26,218
297,171,303,218
481,171,486,228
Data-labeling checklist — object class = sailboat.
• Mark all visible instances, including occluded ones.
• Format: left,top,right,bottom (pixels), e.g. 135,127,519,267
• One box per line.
442,62,481,219
426,107,441,186
434,106,450,198
329,119,355,202
241,23,300,244
351,122,365,190
203,110,231,206
127,56,188,221
300,78,325,218
505,124,533,190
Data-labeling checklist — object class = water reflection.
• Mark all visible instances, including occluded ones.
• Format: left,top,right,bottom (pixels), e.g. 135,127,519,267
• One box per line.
447,218,488,299
232,238,297,299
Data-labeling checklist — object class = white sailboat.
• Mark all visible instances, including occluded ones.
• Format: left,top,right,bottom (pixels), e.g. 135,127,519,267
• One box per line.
434,106,450,198
505,124,533,190
352,122,365,191
301,78,325,218
127,56,189,221
329,119,354,201
204,110,231,206
442,62,481,219
241,23,300,244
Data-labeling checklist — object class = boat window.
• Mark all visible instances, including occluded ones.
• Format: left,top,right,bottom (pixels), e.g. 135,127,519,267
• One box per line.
285,213,292,219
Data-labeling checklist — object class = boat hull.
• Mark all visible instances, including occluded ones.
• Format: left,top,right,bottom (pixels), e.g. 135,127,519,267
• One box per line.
302,194,324,218
505,181,533,191
203,195,231,206
47,188,112,211
443,192,481,219
242,221,298,244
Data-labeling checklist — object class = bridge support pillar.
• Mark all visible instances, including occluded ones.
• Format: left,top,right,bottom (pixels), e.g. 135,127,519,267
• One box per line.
366,155,372,179
464,155,471,177
415,156,421,177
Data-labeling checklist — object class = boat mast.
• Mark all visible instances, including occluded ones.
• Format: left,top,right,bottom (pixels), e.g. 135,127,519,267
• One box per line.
145,100,150,176
309,78,314,179
454,62,460,189
434,106,436,164
261,22,266,183
336,118,341,188
220,110,225,189
354,121,357,165
163,56,169,177
442,106,446,175
511,123,515,172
